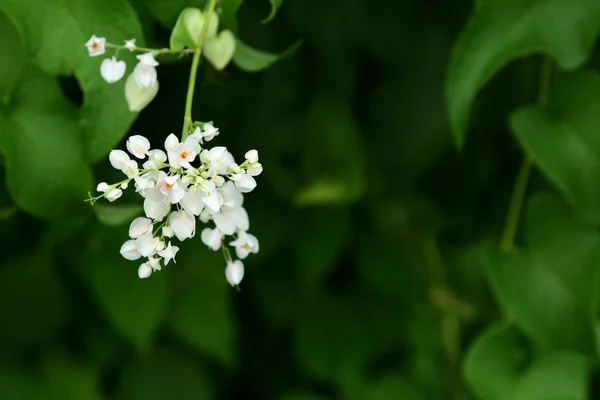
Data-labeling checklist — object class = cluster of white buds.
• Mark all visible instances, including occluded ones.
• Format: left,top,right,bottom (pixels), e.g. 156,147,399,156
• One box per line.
84,35,160,112
89,123,262,287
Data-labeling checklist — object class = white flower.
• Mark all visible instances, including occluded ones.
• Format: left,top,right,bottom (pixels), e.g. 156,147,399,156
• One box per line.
245,149,258,164
164,133,179,152
162,226,174,238
205,146,235,177
148,149,167,163
143,197,170,221
212,182,248,235
120,240,141,260
181,189,206,216
129,217,153,238
146,172,185,204
124,39,136,51
85,35,106,56
230,231,259,259
126,135,150,159
135,232,159,257
125,71,159,112
213,175,225,187
132,52,159,88
225,260,244,287
167,136,201,169
109,150,130,170
138,263,152,279
201,190,224,214
148,256,161,271
106,188,123,202
189,124,219,144
158,242,179,265
201,227,223,251
122,159,139,178
170,210,196,241
96,182,110,192
100,56,126,83
230,172,257,193
246,162,263,176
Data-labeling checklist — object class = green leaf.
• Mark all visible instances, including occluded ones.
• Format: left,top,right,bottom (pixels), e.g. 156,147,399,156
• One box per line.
233,38,301,72
0,255,67,351
464,324,526,400
85,228,168,347
0,67,92,219
464,323,589,400
41,352,103,400
219,0,243,33
446,0,600,148
295,178,362,206
0,12,26,99
363,375,424,400
277,393,330,400
482,245,593,351
170,7,218,51
118,349,212,400
167,248,236,367
94,203,142,227
511,70,600,222
146,0,206,28
292,207,350,288
263,0,283,23
0,0,146,161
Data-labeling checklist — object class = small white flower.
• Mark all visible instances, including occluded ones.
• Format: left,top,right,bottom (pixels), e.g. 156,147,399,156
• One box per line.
143,197,170,221
189,123,219,144
132,53,159,88
148,256,161,271
100,56,126,83
201,227,223,251
211,182,248,235
138,263,152,279
230,231,259,259
181,189,206,216
120,240,141,260
230,173,257,193
129,217,153,239
225,260,244,287
201,190,224,214
85,35,106,56
106,188,123,202
96,182,110,192
170,210,196,241
148,149,167,163
205,146,235,177
109,149,130,170
245,149,258,164
124,39,136,51
135,232,160,257
162,226,174,238
164,133,179,152
158,242,179,265
168,137,201,169
146,172,185,204
246,162,263,176
126,135,151,159
122,159,139,178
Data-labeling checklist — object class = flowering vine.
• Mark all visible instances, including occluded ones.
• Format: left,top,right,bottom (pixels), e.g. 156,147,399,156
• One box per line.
84,0,261,287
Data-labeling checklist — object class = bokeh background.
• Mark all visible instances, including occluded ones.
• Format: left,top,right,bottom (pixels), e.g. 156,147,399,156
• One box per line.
3,0,600,399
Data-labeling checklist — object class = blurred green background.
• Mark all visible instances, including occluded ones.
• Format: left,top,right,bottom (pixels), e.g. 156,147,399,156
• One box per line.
3,0,600,399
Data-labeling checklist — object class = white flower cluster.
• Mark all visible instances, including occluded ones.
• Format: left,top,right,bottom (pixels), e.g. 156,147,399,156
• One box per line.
85,35,160,111
92,124,262,287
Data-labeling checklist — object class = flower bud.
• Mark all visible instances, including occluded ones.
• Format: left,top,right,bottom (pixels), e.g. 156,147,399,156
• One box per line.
129,217,153,239
109,150,130,170
96,182,110,192
225,260,244,287
106,188,123,202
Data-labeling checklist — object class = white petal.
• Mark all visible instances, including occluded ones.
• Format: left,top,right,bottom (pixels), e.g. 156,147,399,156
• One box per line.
129,217,153,238
96,182,109,192
138,263,153,279
120,240,141,260
170,210,196,241
143,198,170,221
126,135,151,159
122,159,139,178
162,226,174,238
244,149,258,163
201,227,222,251
109,150,130,170
247,163,263,176
106,188,123,202
213,212,236,235
164,134,179,152
158,242,179,265
100,57,126,83
85,35,106,56
181,189,205,216
133,63,157,88
230,206,249,232
232,174,256,193
124,39,136,51
225,260,244,286
148,149,167,163
135,232,159,257
136,52,159,67
201,191,224,213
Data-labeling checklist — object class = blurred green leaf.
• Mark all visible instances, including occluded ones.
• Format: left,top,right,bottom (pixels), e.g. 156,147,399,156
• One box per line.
277,394,328,400
292,207,349,288
482,245,593,351
0,255,67,351
0,67,92,219
219,0,243,33
233,38,301,72
0,365,41,400
295,178,362,207
0,0,146,161
263,0,282,23
41,352,103,400
85,228,168,347
511,70,600,222
0,205,17,220
447,0,600,148
146,0,205,28
94,203,142,227
0,12,26,99
167,248,236,367
464,324,526,400
363,375,424,400
118,349,212,400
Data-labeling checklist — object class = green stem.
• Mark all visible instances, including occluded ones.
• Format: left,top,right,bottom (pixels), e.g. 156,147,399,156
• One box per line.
106,43,194,56
499,56,553,252
181,0,218,140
